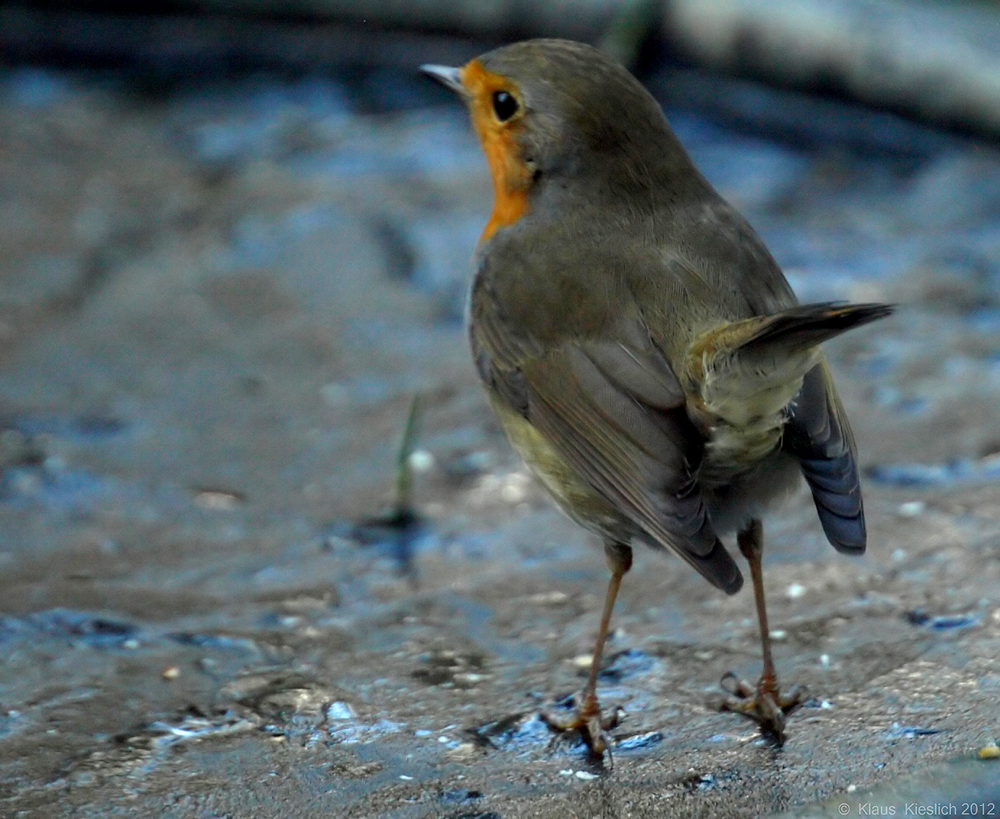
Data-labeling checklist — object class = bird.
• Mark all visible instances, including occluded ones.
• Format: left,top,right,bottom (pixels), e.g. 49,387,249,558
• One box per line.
422,38,891,757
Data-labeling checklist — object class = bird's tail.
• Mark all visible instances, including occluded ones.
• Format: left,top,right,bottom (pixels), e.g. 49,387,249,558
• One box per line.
682,303,892,465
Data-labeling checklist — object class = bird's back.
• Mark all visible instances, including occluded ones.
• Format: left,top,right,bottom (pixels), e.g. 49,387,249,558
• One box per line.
462,37,887,583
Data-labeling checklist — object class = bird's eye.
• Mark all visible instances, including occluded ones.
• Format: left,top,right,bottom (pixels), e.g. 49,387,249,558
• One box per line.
492,90,519,122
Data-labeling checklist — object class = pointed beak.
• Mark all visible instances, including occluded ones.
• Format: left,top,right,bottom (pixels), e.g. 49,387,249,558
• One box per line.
420,64,467,98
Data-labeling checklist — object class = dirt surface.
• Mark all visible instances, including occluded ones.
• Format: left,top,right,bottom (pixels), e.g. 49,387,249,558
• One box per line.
0,56,998,817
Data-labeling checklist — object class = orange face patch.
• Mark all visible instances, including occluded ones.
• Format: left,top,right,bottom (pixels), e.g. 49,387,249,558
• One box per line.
460,59,532,243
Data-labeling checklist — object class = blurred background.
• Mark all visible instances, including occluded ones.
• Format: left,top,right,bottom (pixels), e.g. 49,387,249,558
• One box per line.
1,2,1000,816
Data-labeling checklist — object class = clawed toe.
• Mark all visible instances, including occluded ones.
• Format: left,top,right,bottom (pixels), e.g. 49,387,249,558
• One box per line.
541,695,623,760
714,671,807,741
719,670,754,698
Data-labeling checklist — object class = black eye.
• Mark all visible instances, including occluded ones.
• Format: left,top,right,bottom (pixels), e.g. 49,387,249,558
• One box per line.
492,90,519,122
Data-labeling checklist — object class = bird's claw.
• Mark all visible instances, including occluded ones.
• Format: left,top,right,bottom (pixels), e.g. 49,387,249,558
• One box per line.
541,697,623,762
713,670,807,742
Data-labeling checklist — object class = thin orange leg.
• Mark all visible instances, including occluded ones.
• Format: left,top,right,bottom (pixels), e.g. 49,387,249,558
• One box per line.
716,519,806,741
544,540,632,758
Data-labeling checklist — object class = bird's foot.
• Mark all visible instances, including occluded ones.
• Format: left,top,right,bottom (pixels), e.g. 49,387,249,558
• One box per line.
712,671,806,742
541,693,623,762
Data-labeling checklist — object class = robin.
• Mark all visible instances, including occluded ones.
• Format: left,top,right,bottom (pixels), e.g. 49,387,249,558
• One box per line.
422,39,891,756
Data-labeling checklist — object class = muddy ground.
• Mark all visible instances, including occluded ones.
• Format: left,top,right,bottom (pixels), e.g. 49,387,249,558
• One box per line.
0,49,999,817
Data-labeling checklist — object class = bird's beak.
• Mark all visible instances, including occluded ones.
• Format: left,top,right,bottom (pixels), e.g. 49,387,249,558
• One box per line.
420,64,468,98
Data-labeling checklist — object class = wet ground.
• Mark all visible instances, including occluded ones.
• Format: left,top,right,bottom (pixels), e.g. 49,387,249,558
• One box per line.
0,52,999,817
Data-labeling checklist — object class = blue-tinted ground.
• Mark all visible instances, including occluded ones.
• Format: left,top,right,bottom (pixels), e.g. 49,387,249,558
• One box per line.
0,53,998,817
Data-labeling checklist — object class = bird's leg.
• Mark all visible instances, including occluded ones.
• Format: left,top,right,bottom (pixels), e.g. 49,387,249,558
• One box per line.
543,540,632,758
716,518,806,741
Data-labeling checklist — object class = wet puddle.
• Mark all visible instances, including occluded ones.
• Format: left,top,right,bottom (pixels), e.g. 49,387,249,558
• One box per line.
1,44,999,817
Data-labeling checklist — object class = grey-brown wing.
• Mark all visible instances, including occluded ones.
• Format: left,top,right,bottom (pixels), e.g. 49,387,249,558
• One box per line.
782,362,866,553
474,316,743,593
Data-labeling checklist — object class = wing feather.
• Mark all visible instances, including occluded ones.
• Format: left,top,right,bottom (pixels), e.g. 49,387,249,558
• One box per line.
473,307,742,592
783,362,866,553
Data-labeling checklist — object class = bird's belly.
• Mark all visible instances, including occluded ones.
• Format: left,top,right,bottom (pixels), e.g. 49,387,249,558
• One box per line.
485,391,802,544
487,394,630,542
701,448,802,535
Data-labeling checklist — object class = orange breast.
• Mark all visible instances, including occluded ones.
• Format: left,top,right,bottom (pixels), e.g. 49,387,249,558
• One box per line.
460,59,532,243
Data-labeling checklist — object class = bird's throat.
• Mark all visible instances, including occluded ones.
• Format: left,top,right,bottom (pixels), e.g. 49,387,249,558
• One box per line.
481,147,530,243
460,59,532,243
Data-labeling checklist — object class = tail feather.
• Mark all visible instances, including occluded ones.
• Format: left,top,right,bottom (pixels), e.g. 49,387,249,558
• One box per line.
684,301,892,555
736,303,893,358
684,302,893,433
